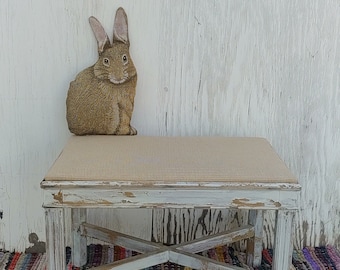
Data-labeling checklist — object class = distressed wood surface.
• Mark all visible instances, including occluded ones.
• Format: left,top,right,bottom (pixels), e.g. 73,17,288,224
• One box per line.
41,180,301,190
173,225,254,253
45,208,66,270
72,209,87,267
79,222,254,269
0,0,339,252
272,210,295,270
41,185,300,210
151,208,248,247
247,210,263,266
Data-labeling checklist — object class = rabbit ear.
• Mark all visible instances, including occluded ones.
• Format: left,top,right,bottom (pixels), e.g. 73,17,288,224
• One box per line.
113,7,129,45
89,16,111,54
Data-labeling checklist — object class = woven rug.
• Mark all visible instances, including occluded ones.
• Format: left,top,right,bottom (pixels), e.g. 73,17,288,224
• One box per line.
1,245,340,269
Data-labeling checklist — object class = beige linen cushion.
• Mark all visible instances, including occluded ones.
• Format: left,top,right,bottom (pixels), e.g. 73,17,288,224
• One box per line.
45,136,297,183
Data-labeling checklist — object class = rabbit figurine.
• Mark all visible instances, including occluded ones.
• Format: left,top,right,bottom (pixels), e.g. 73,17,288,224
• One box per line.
66,7,137,135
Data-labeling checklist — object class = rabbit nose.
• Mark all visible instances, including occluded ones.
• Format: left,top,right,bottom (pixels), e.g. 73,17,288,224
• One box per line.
109,74,127,84
109,70,128,84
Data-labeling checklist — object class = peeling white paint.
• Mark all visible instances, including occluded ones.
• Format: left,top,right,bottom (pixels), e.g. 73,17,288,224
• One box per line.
0,0,339,251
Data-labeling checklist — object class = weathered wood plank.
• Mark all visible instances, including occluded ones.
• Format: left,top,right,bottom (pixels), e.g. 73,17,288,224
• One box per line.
41,180,301,190
152,208,248,245
72,209,87,267
86,208,152,242
157,0,340,250
41,186,300,210
45,208,66,270
81,222,161,253
272,210,294,270
174,225,254,253
80,222,257,269
247,210,263,266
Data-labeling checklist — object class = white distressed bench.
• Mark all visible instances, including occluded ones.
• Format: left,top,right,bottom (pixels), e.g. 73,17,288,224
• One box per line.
41,136,300,270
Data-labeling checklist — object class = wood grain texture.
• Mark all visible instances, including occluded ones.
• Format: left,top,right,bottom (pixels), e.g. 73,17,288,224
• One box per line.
151,209,248,248
45,208,66,270
272,210,295,270
156,0,340,249
72,209,87,267
0,0,339,251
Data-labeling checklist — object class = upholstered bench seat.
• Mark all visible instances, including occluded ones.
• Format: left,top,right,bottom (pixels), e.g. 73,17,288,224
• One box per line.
41,136,300,270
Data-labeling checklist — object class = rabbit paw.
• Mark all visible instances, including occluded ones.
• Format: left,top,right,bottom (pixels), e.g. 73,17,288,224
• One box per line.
130,126,137,135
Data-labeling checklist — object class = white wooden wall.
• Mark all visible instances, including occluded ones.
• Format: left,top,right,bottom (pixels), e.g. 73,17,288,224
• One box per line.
0,0,339,252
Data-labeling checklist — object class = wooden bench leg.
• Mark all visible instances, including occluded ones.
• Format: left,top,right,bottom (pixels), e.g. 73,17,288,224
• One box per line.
72,208,87,267
45,208,66,270
272,210,294,270
246,210,263,267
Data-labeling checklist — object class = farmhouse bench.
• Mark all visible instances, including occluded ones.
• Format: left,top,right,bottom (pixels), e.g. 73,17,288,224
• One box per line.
41,136,300,269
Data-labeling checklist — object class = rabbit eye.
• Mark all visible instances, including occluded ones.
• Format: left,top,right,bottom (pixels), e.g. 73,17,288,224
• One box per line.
103,58,110,66
122,54,128,65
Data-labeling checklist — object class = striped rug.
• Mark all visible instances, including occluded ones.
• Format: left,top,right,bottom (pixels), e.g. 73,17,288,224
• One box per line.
1,245,339,269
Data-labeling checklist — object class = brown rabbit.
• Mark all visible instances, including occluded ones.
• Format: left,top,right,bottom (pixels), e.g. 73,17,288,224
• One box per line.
66,7,137,135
